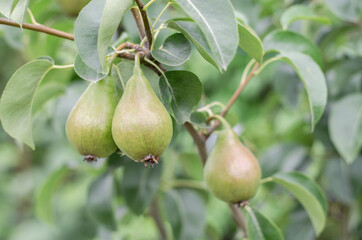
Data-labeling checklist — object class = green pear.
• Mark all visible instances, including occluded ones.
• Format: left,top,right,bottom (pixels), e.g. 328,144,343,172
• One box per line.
204,117,261,204
112,57,173,166
66,76,118,161
57,0,90,16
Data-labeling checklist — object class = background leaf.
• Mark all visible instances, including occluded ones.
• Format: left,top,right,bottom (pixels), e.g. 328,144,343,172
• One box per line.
167,20,218,69
244,206,284,240
10,0,29,26
151,33,191,66
277,52,327,130
74,53,107,81
121,157,162,215
271,172,328,235
0,0,13,18
162,189,206,240
237,22,263,62
74,0,132,74
280,5,330,30
87,171,116,230
0,59,53,149
325,0,361,22
174,0,238,70
263,30,323,68
328,94,362,163
35,166,72,223
159,70,203,123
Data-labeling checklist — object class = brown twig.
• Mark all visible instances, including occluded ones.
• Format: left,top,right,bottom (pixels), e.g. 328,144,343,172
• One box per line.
130,8,148,46
0,17,74,40
134,0,153,49
149,199,168,240
183,122,207,165
204,62,260,138
229,204,248,238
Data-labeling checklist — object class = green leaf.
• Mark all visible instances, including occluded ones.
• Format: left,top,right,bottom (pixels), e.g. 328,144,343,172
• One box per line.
263,30,323,68
0,59,53,149
173,0,238,70
167,20,218,69
32,82,66,115
74,53,107,81
329,94,362,164
10,0,29,26
280,5,330,30
277,52,327,130
271,172,327,235
35,166,72,223
162,189,206,240
74,0,132,74
326,0,361,22
0,0,13,18
159,71,203,123
87,171,117,230
179,152,203,180
244,206,284,240
122,157,162,215
237,22,263,62
151,33,191,66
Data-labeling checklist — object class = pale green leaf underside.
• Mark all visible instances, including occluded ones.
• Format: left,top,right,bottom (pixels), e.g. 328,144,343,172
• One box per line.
10,0,29,26
0,0,13,18
329,94,362,164
272,172,327,235
0,59,53,149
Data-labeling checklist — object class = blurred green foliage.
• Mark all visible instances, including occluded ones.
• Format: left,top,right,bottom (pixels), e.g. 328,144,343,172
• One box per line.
0,0,361,239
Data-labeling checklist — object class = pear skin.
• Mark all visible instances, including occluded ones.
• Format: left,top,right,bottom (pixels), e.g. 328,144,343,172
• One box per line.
66,76,118,161
204,126,261,204
112,59,173,165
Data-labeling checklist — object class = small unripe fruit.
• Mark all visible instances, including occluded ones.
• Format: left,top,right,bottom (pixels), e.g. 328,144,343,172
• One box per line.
57,0,90,16
112,56,173,166
66,76,118,161
204,116,261,204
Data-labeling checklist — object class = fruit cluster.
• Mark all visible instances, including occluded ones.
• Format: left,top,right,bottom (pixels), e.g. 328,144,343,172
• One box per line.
66,57,173,167
66,59,261,203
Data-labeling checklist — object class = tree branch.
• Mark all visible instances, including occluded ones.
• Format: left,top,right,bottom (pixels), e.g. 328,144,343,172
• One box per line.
204,62,260,138
134,0,153,49
183,121,207,165
130,8,148,46
0,17,74,40
229,204,248,238
149,199,168,240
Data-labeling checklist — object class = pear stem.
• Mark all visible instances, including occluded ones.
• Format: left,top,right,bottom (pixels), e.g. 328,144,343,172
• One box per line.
206,115,231,130
204,61,260,138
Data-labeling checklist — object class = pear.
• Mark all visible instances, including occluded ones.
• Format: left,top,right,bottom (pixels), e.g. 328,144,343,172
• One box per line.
57,0,90,16
66,76,118,161
112,56,173,166
204,116,261,204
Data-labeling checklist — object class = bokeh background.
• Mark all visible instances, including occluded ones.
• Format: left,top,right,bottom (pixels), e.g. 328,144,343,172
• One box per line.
0,0,361,239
